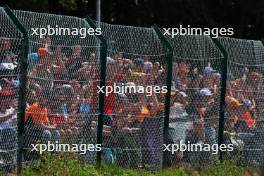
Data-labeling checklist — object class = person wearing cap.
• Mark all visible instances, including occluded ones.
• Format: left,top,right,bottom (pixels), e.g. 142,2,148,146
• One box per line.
203,66,216,75
55,84,75,121
197,88,214,115
202,66,220,94
169,88,189,119
199,88,214,106
239,99,256,129
200,88,213,97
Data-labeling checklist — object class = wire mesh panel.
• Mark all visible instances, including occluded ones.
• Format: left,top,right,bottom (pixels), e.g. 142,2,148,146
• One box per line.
218,37,264,166
12,10,103,166
0,7,23,174
98,22,171,170
165,35,224,167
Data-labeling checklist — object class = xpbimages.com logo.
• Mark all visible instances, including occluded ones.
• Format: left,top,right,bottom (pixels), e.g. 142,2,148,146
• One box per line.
97,83,168,96
163,140,234,154
163,25,234,38
31,25,102,38
31,141,101,154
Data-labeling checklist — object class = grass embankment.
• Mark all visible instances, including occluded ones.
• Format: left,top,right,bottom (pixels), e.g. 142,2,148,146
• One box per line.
20,153,261,176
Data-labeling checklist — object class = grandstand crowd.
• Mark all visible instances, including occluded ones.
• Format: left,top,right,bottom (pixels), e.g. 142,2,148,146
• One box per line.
0,36,263,169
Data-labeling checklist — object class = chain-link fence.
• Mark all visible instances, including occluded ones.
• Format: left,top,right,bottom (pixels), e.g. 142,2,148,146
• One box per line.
0,6,264,175
218,37,264,166
164,35,224,167
98,22,172,171
0,7,25,174
10,9,104,169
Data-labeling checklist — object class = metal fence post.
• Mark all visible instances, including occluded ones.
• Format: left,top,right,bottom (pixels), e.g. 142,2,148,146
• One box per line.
85,16,107,168
3,5,29,175
210,37,228,162
152,25,173,168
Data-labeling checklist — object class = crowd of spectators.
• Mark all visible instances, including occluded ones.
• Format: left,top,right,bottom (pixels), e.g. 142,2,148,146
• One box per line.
0,36,168,168
0,38,19,170
169,62,264,166
1,35,264,169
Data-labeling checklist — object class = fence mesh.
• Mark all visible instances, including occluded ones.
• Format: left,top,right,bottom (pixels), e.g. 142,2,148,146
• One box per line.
165,35,224,167
0,6,264,174
218,37,264,166
11,10,103,166
98,22,171,170
0,7,24,174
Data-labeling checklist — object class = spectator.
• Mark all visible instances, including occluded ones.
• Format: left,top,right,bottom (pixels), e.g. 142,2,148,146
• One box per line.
0,92,17,150
25,96,59,143
0,89,17,168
